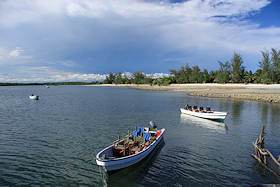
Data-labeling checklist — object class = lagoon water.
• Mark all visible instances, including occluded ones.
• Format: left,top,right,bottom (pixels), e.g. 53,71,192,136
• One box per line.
0,85,279,186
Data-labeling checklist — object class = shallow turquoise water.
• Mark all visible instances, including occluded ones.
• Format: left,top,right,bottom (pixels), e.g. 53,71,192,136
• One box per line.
0,85,279,186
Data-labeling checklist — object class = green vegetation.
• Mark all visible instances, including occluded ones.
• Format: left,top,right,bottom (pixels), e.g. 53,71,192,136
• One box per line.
104,71,153,85
104,48,280,85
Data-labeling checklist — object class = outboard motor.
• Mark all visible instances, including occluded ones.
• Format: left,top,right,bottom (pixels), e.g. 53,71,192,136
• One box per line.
149,121,157,128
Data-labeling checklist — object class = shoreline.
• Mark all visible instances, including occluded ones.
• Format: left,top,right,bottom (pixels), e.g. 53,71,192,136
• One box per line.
88,83,280,103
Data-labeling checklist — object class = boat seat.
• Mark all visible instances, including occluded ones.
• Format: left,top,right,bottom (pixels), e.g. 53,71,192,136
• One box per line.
129,136,145,155
142,140,151,148
130,146,141,152
113,135,130,156
127,131,136,143
115,135,129,144
115,144,125,149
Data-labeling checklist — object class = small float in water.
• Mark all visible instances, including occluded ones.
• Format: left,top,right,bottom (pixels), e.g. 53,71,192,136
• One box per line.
251,124,280,177
180,105,227,121
29,94,39,100
96,121,165,173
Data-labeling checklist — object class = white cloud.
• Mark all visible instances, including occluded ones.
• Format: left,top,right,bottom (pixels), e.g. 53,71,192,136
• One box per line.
146,73,169,78
61,0,278,58
16,66,107,82
0,0,279,80
0,71,107,83
121,72,169,79
64,0,270,22
9,47,24,57
0,70,167,83
60,60,77,67
1,0,271,26
6,47,33,62
49,73,106,82
0,0,67,26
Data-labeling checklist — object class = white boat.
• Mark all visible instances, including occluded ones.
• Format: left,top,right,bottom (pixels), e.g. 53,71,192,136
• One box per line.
96,122,165,173
29,95,39,100
46,85,49,88
180,108,227,120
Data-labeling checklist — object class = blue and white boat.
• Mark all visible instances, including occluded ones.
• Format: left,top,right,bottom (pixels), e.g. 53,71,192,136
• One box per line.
180,106,227,121
96,121,165,173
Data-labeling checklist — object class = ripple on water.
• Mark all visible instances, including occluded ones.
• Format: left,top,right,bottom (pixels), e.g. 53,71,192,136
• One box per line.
1,86,280,186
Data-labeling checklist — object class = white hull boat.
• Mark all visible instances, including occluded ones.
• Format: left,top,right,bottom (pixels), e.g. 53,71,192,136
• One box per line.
29,95,39,100
180,108,227,120
96,124,165,173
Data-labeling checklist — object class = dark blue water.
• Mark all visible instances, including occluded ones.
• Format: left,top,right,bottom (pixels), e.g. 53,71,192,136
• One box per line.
0,85,279,186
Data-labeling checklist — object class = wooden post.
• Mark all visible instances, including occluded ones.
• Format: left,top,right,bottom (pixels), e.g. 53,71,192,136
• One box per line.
259,124,266,149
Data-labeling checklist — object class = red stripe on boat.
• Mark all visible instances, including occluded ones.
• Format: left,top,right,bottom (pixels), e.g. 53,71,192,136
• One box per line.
157,131,162,137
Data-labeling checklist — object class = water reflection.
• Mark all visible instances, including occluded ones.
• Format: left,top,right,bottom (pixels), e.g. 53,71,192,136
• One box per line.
231,100,243,120
180,114,227,133
99,139,165,187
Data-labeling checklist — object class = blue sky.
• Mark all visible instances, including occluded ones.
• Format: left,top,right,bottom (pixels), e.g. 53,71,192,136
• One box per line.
0,0,279,82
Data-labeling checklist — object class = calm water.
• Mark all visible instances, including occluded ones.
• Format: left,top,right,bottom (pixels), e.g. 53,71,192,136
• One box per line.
0,85,279,186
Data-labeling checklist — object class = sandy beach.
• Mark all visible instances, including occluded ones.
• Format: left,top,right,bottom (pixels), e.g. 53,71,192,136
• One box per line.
134,84,280,103
90,83,280,103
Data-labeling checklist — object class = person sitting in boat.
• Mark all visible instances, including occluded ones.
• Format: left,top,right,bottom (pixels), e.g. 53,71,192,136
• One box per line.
185,104,192,110
206,107,213,113
192,106,198,112
199,107,204,113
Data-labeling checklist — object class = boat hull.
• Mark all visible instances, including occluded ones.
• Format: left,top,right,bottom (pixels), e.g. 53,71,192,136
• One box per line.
29,95,39,100
96,128,165,172
180,108,227,120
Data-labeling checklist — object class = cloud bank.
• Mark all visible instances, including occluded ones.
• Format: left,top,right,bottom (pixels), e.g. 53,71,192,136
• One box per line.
0,72,168,83
0,0,279,82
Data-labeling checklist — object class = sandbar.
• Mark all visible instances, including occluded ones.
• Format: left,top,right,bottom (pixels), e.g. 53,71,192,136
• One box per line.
88,84,280,103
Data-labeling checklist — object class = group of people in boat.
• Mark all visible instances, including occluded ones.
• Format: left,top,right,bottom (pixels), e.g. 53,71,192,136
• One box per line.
185,104,213,113
113,126,161,157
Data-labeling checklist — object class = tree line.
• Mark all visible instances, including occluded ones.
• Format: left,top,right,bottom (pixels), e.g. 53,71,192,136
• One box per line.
104,48,280,85
104,71,154,85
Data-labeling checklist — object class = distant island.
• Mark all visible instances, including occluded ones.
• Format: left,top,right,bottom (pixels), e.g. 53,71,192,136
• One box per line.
0,82,90,86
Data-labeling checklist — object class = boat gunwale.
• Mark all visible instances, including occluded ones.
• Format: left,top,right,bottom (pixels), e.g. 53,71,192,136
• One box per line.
96,128,165,162
180,108,227,115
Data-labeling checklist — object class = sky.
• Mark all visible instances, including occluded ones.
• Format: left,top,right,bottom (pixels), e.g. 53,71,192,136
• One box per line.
0,0,280,83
